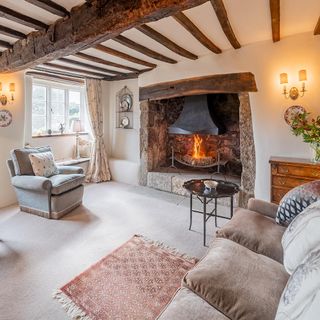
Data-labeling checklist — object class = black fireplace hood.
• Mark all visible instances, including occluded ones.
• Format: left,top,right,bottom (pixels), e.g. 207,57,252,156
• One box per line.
169,95,223,135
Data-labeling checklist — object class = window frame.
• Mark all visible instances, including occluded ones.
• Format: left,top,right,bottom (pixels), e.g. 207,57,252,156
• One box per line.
32,79,86,136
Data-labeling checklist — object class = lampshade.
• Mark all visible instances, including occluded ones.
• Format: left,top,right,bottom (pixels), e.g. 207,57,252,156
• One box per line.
72,119,81,133
0,82,2,91
299,69,307,81
9,83,15,92
280,73,288,84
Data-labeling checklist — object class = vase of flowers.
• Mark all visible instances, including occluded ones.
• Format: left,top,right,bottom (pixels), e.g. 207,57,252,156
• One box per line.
291,112,320,163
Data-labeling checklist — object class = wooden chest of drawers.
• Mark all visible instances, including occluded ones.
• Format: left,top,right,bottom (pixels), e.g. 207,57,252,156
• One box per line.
270,157,320,204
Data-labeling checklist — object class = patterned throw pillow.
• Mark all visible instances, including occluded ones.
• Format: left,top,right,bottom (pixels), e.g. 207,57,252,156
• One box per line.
282,200,320,274
29,151,59,177
275,246,320,320
276,180,320,226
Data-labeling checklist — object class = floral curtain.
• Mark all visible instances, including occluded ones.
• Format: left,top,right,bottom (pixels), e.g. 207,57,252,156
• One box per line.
85,78,111,183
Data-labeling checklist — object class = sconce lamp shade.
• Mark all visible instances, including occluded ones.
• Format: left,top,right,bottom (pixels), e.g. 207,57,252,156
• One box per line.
0,82,2,91
299,70,307,81
280,73,288,84
9,83,15,92
72,119,81,133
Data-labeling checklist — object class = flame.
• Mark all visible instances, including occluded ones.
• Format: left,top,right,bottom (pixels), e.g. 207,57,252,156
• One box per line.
192,134,206,159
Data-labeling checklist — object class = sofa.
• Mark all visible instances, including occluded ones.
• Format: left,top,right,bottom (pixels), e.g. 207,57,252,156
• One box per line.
157,198,289,320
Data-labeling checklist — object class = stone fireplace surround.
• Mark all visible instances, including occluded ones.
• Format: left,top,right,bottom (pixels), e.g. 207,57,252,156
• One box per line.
139,74,257,208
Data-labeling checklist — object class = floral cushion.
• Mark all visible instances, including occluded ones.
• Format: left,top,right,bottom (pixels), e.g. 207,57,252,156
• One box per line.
282,200,320,274
275,246,320,320
29,151,59,178
276,180,320,226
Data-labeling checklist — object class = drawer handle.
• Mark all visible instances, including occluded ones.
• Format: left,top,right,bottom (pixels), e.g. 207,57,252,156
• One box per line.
281,168,289,173
312,170,320,177
278,179,286,185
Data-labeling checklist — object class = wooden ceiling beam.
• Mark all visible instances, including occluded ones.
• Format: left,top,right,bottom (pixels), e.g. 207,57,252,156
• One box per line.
210,0,241,49
136,24,198,60
0,40,12,49
58,57,129,76
314,16,320,35
26,71,85,84
94,45,157,69
114,35,177,64
0,25,26,39
173,12,221,54
0,4,48,30
74,52,141,73
0,0,207,72
24,0,69,17
270,0,280,42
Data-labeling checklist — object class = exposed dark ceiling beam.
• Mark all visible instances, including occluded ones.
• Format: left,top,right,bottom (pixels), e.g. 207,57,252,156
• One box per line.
270,0,280,42
58,57,129,76
136,24,198,60
0,4,48,30
210,0,241,49
94,45,157,69
314,16,320,35
0,40,12,49
26,71,85,84
0,0,207,72
74,52,141,73
0,25,26,40
24,0,69,17
114,35,177,64
173,12,221,54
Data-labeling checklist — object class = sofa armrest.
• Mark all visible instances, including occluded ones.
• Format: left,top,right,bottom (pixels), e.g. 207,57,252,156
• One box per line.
57,166,84,175
11,175,52,192
247,198,279,219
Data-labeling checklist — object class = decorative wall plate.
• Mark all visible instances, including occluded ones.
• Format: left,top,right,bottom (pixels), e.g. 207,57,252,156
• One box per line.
0,109,13,127
120,94,133,111
284,105,306,126
120,116,130,128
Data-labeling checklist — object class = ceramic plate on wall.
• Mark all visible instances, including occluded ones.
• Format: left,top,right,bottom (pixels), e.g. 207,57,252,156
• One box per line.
0,109,13,127
284,105,306,126
120,116,130,128
120,94,133,111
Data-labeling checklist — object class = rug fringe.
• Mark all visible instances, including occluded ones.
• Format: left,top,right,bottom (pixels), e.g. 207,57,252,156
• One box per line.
53,290,92,320
137,234,198,263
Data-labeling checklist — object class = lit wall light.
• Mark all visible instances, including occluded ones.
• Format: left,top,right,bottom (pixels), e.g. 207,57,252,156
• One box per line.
0,82,15,105
280,70,307,100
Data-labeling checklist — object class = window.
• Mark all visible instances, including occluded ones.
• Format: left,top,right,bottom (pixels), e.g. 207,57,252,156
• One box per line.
32,80,87,136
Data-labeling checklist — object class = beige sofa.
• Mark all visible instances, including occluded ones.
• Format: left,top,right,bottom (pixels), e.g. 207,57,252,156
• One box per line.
158,199,289,320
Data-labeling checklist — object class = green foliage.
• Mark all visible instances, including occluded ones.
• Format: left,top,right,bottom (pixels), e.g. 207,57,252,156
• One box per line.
291,112,320,144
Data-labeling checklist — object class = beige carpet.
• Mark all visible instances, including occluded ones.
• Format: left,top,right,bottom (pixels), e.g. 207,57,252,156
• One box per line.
0,182,230,320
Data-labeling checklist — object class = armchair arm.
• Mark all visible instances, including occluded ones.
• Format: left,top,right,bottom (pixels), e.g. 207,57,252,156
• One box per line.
11,175,52,192
57,166,84,175
247,198,279,219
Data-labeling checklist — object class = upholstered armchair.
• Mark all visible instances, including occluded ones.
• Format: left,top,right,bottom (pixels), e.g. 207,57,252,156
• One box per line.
7,147,85,219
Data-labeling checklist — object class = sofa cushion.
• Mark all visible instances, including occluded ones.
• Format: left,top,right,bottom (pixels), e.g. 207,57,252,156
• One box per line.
11,146,52,175
29,151,59,177
216,208,286,263
275,246,320,320
282,200,320,274
276,180,320,226
49,174,85,195
183,238,289,320
157,287,229,320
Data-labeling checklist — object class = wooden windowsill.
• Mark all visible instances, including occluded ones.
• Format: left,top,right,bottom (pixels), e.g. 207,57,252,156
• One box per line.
32,132,89,138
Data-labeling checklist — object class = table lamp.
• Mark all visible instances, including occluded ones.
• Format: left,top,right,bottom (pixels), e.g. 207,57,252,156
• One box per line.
72,119,81,159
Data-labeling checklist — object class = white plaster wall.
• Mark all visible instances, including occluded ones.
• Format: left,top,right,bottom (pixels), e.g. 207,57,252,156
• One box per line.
103,78,140,185
0,71,26,207
139,32,320,200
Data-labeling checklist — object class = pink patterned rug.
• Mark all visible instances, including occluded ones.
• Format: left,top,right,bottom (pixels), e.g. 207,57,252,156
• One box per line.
53,235,197,320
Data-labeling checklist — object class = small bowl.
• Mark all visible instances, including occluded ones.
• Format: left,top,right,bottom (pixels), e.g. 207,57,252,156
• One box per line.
203,180,218,189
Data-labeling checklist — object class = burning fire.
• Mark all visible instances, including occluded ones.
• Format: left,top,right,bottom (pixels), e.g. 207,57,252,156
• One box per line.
192,134,206,159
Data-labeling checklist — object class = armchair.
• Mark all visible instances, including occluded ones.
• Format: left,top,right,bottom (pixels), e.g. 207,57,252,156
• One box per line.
7,147,85,219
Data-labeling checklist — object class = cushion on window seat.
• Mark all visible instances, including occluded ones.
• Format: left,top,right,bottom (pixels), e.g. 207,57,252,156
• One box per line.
49,174,85,195
216,208,286,263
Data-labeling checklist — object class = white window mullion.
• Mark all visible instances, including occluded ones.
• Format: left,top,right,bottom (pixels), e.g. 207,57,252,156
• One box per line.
47,86,51,132
65,89,69,132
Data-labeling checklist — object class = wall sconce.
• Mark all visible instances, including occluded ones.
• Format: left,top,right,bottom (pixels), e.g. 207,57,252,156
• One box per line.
280,70,307,100
0,82,15,105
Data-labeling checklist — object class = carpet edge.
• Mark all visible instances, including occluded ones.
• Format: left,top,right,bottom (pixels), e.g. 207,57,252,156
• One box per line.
53,289,93,320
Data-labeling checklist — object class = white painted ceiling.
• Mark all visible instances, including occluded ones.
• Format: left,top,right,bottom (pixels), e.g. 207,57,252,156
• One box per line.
0,0,319,76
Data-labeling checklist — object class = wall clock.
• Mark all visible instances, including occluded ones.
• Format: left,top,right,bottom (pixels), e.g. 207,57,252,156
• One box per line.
0,109,13,127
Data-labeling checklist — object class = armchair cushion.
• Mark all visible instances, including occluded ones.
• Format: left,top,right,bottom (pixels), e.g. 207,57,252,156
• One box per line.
57,166,84,175
49,174,85,195
11,146,52,175
216,208,286,263
248,198,279,219
29,151,59,177
12,175,52,191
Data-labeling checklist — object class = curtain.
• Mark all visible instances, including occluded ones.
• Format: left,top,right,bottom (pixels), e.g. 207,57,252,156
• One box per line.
85,78,111,183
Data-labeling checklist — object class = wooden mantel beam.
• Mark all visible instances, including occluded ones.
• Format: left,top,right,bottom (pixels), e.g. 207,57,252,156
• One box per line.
314,16,320,35
270,0,280,42
0,0,207,73
139,72,257,101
